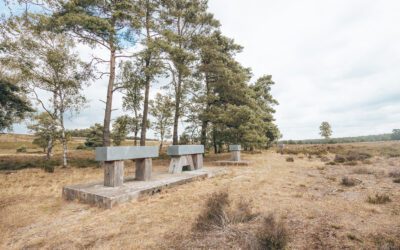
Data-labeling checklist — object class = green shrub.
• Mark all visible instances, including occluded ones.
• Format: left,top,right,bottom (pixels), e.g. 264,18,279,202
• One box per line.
76,144,88,150
16,146,27,153
43,161,55,173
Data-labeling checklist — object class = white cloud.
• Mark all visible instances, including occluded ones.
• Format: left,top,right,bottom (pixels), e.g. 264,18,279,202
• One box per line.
11,0,400,140
209,0,400,139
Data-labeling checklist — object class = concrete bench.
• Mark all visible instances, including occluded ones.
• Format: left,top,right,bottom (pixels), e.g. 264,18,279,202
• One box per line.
96,146,159,187
229,145,241,161
167,145,204,174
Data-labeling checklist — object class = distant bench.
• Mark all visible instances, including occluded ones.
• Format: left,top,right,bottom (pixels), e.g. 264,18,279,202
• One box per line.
167,145,204,174
96,146,159,187
229,145,241,161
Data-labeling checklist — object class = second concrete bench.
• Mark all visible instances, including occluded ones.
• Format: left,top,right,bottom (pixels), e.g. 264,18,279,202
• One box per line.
167,145,204,174
96,146,159,187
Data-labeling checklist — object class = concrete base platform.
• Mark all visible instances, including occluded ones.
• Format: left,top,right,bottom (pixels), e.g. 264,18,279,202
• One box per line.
215,160,252,166
63,168,225,209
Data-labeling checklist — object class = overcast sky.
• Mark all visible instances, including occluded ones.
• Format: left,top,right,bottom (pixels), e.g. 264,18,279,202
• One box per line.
8,0,400,140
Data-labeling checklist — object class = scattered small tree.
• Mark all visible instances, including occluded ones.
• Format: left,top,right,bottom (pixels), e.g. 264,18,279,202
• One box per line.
118,61,144,145
319,121,332,140
85,123,104,148
112,115,130,146
391,129,400,140
28,112,59,160
1,15,92,168
150,93,174,150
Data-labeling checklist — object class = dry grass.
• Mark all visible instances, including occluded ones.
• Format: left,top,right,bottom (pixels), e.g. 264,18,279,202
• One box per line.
286,157,294,162
341,176,359,187
352,167,375,175
367,194,392,204
388,171,400,178
0,141,399,249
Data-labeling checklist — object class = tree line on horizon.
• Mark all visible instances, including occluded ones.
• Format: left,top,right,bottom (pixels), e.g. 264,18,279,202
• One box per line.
0,0,280,167
280,129,400,145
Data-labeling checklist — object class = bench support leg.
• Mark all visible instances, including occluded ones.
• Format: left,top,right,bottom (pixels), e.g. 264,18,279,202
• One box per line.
135,158,152,181
104,160,124,187
231,151,241,161
169,155,195,174
192,154,203,170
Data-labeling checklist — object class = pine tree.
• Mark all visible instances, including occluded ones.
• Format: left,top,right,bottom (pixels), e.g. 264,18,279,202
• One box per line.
159,0,219,144
51,0,141,146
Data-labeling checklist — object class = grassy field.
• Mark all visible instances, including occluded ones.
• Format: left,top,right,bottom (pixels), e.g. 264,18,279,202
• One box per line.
0,136,400,249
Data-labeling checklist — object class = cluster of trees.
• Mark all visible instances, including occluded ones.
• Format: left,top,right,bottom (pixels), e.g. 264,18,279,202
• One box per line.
0,0,280,167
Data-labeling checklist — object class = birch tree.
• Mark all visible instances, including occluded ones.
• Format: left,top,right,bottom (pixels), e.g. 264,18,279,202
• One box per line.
0,15,92,167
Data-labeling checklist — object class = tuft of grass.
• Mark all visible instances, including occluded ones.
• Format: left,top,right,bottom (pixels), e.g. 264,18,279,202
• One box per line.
286,157,294,162
367,194,392,204
352,167,374,175
334,155,346,163
344,161,358,166
230,198,258,224
341,176,358,187
194,191,230,231
256,214,289,250
393,178,400,184
388,171,400,178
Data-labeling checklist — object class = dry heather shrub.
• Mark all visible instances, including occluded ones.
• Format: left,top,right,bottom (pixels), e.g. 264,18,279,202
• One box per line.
353,167,374,175
230,198,258,224
185,191,289,250
374,235,400,250
367,194,392,204
334,155,346,163
257,214,289,250
286,157,294,162
344,161,358,166
388,171,400,178
194,191,230,231
341,176,358,187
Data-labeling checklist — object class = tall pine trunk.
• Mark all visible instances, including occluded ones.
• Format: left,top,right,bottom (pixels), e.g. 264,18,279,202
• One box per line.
200,120,208,146
140,7,152,146
103,47,116,146
140,74,150,146
200,74,210,146
172,74,181,145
